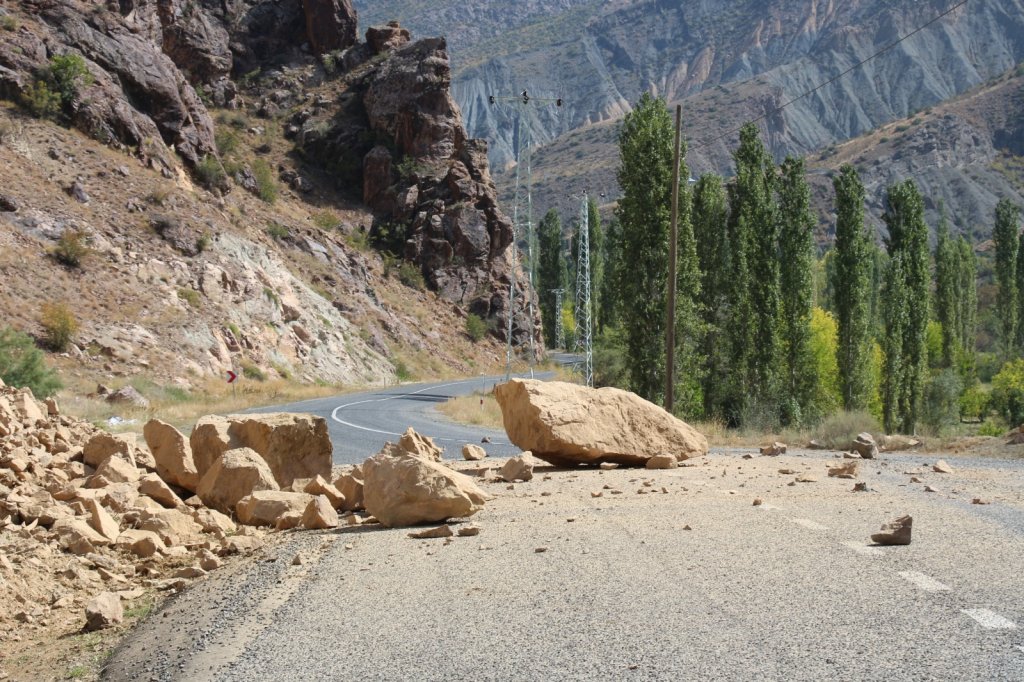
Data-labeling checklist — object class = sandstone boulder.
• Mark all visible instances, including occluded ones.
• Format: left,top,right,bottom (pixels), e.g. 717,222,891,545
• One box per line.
195,447,279,514
851,433,879,459
138,473,181,508
190,413,331,488
192,508,236,535
143,419,200,492
494,380,708,466
933,460,954,474
645,454,678,470
362,439,491,528
86,499,120,543
500,453,535,482
138,509,204,547
300,495,339,530
462,444,487,461
760,442,787,457
334,467,365,512
93,456,140,485
84,592,123,631
303,476,345,509
396,427,444,462
236,491,314,527
115,529,164,558
82,432,137,469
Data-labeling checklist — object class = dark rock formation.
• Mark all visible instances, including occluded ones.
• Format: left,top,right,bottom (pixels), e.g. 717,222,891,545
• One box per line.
302,0,358,56
366,21,410,55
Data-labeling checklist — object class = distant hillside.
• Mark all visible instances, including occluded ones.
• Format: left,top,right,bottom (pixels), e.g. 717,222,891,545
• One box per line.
356,0,1024,235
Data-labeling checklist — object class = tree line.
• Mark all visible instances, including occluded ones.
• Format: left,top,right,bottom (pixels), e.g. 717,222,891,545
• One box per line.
536,93,1024,435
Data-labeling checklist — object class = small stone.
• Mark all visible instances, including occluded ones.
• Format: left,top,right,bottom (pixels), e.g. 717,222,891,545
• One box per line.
827,461,859,479
870,515,912,546
851,433,879,459
778,469,795,475
933,460,954,474
796,475,817,483
407,525,454,539
842,452,862,459
852,482,869,492
457,525,480,537
500,453,535,482
591,491,603,498
910,476,923,483
682,525,692,531
534,546,548,553
924,485,938,493
752,498,763,506
645,454,677,470
760,442,787,457
292,553,305,566
599,463,619,470
972,498,989,505
462,444,487,461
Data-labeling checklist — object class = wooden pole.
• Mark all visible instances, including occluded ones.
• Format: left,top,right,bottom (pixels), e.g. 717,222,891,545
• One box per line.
665,104,682,414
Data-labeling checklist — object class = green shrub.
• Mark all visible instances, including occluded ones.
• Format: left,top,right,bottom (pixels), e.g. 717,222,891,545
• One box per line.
312,210,340,230
813,410,880,449
265,221,289,239
177,288,201,308
394,358,413,382
52,230,89,268
47,54,92,107
252,159,277,204
921,369,963,434
991,359,1024,427
1,15,19,31
959,386,989,422
241,362,266,381
39,302,77,352
397,261,425,290
263,286,280,306
194,155,227,189
215,128,240,156
195,232,212,253
465,314,488,342
21,80,61,119
0,326,62,397
977,421,1005,437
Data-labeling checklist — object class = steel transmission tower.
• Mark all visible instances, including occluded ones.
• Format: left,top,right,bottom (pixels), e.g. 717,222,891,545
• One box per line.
574,193,593,386
489,91,562,381
550,288,565,350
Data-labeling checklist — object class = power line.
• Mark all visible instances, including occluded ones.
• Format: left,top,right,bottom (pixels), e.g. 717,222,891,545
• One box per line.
691,0,971,152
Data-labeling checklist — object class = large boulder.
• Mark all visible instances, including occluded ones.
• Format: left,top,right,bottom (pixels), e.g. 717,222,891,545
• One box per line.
190,413,331,488
493,380,709,466
236,491,314,527
82,432,138,469
143,419,200,492
195,447,279,514
85,592,123,631
362,433,491,528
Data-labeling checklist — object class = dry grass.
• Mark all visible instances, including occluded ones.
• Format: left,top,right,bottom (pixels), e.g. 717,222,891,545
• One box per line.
60,377,353,433
436,391,505,429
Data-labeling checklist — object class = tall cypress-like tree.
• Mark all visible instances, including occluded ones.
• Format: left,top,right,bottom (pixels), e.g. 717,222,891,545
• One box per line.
692,173,729,418
993,198,1020,360
1016,230,1024,353
777,156,817,423
598,217,622,331
672,155,704,417
728,124,781,421
831,165,874,410
933,207,961,368
537,208,566,348
957,235,978,379
881,180,930,434
614,93,675,402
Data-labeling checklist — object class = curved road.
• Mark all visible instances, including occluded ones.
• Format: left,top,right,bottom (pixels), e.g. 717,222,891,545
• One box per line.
247,371,553,465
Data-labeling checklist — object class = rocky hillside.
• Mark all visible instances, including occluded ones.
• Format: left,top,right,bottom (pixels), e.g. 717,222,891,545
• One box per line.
357,0,1024,232
0,0,537,397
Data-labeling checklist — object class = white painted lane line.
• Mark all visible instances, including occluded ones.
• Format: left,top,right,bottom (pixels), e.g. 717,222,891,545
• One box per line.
963,609,1018,629
842,541,884,557
330,378,511,445
790,518,827,531
899,571,951,593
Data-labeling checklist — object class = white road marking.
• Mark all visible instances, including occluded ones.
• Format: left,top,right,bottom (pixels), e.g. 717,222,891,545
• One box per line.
330,379,510,445
899,571,951,593
962,609,1018,629
842,541,884,557
790,518,827,531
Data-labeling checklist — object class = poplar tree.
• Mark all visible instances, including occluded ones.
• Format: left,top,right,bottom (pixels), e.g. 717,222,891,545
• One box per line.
728,124,780,422
1017,229,1024,353
933,207,961,368
881,180,930,434
831,165,874,410
777,156,817,423
537,208,566,348
993,198,1020,360
598,217,622,331
615,93,674,402
692,173,729,418
957,235,978,379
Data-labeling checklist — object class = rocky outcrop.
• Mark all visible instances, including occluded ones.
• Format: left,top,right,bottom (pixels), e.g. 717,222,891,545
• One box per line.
494,379,709,467
302,0,358,55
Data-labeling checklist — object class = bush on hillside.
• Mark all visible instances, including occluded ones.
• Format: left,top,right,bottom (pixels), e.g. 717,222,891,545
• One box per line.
0,326,62,397
991,359,1024,427
52,230,90,268
39,302,78,352
465,314,488,343
921,369,963,435
813,410,880,449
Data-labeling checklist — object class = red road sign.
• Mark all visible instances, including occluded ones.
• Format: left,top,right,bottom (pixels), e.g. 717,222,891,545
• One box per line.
227,370,237,384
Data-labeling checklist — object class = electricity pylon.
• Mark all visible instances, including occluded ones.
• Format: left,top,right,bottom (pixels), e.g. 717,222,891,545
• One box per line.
573,192,593,387
489,91,562,381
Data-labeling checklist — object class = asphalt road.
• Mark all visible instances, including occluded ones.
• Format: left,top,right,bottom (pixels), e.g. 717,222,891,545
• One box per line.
104,444,1024,681
246,371,552,465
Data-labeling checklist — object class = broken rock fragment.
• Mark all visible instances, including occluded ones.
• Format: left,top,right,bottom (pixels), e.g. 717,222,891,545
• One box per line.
871,515,912,546
500,452,535,482
827,461,859,479
851,433,879,459
84,592,123,631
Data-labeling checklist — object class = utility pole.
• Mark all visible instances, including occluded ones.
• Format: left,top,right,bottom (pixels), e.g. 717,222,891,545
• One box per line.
574,193,593,387
665,104,682,414
490,91,563,381
550,288,565,350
